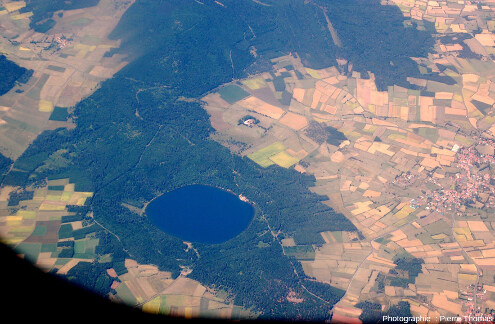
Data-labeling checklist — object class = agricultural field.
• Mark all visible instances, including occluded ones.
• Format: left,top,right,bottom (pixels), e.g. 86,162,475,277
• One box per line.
3,0,495,321
0,0,133,158
202,2,495,319
0,177,249,319
0,178,94,269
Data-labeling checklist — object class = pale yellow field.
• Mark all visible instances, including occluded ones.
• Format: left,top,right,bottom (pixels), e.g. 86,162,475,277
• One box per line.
305,68,323,79
39,100,53,112
237,96,284,119
11,12,32,20
269,151,299,168
431,293,462,314
143,297,161,314
17,210,36,219
367,142,395,156
242,78,266,90
39,203,65,211
4,1,26,12
394,205,414,219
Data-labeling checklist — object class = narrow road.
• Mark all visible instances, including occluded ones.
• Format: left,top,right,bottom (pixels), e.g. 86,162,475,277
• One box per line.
258,208,333,304
92,217,132,257
231,168,332,305
229,49,235,80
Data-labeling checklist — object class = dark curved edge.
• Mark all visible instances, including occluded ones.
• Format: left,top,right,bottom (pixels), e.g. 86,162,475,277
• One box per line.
1,240,299,323
0,241,211,323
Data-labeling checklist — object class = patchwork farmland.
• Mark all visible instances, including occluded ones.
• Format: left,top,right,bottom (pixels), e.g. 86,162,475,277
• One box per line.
0,0,133,158
2,0,495,321
0,177,251,319
203,4,495,317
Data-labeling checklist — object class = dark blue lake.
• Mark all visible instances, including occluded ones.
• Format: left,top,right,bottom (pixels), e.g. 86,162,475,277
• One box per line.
146,185,254,244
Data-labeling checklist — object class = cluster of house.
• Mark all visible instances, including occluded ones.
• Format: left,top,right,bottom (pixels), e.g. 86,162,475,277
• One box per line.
393,171,419,187
53,34,70,49
415,139,495,213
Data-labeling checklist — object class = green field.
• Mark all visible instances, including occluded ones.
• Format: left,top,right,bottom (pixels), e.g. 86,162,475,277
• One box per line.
423,219,450,235
49,107,69,121
15,242,41,262
74,238,99,255
26,74,49,100
41,243,57,252
248,142,286,167
58,223,73,239
47,65,66,73
332,231,343,243
17,210,36,219
80,35,101,46
416,127,439,143
31,225,47,237
284,245,315,260
55,258,70,266
115,283,138,305
218,85,250,104
69,18,93,27
48,185,65,191
416,233,436,245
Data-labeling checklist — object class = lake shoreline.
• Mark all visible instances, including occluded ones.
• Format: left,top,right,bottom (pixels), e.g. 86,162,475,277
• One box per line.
146,184,255,244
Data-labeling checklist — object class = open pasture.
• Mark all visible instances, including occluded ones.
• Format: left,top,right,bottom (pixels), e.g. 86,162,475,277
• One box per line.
269,151,300,168
242,78,266,90
237,96,285,119
279,112,308,130
218,85,250,104
247,142,286,167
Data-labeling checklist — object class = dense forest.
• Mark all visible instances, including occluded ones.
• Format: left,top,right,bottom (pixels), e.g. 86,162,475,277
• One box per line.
110,0,437,92
0,55,32,96
3,0,439,319
357,300,413,323
11,70,354,319
305,121,348,146
0,153,13,182
315,0,439,90
356,301,383,323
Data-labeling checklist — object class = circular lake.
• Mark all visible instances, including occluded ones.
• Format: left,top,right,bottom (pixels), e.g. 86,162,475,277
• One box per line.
146,185,254,244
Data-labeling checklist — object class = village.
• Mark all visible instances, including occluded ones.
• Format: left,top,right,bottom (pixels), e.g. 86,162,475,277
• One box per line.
2,0,495,321
0,0,132,158
413,137,495,214
202,0,495,318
